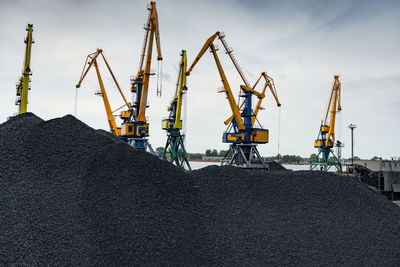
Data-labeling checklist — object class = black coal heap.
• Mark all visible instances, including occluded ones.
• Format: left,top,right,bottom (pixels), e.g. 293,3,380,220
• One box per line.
1,113,399,265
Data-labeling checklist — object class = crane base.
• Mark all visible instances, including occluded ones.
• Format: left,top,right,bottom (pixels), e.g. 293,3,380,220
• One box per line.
310,149,342,174
221,143,268,169
126,137,156,155
163,133,191,170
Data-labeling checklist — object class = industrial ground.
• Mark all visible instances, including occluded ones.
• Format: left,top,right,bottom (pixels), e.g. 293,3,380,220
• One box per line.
1,113,400,265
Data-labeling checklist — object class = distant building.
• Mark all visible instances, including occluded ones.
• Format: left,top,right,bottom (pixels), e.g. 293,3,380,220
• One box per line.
345,159,400,198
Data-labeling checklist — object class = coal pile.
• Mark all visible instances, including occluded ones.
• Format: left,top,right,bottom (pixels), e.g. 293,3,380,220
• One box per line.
190,166,400,265
1,113,400,266
266,160,287,170
0,113,199,265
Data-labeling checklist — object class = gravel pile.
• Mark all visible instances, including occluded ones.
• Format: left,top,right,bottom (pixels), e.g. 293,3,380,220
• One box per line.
1,113,400,266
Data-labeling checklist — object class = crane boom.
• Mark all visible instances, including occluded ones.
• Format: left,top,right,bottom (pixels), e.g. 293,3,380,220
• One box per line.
76,49,131,136
162,50,191,170
311,75,343,173
251,72,281,126
129,2,162,122
16,24,34,115
323,75,341,147
186,32,244,130
173,50,187,129
223,72,281,127
121,1,162,153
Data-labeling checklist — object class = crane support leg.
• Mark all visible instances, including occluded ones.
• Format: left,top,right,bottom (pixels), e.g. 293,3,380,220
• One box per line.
126,138,156,155
163,133,191,170
221,143,268,169
310,148,342,173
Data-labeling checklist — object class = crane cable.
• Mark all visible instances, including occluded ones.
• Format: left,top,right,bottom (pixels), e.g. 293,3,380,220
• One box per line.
157,60,163,97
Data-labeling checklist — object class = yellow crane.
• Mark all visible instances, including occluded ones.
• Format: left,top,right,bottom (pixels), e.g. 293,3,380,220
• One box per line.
76,49,132,136
162,50,191,170
310,75,342,173
123,1,162,151
14,24,34,116
186,32,281,168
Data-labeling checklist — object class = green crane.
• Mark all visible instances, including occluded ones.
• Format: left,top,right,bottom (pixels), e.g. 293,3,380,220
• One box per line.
161,50,191,170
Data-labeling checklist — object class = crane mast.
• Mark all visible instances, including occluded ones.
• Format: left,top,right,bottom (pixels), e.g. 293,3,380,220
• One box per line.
76,49,131,136
162,50,191,170
310,75,343,173
14,24,34,116
186,32,281,169
123,1,162,152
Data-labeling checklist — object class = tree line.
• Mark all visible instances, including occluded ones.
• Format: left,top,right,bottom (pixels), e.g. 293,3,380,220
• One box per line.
155,147,384,163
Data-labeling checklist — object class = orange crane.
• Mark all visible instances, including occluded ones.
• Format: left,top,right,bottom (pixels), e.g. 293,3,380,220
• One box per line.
76,49,132,136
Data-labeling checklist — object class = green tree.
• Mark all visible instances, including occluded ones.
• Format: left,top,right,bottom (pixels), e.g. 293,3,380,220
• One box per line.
219,150,228,157
205,149,212,156
156,147,164,154
371,156,382,161
188,153,202,160
211,149,218,156
309,153,318,163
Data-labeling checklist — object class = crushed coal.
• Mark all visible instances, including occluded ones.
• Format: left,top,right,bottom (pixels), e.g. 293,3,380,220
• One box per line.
1,113,400,266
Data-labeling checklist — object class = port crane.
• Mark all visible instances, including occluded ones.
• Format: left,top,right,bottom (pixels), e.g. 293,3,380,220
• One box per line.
162,50,191,170
310,75,342,173
186,32,281,169
13,24,34,116
76,49,132,136
125,1,162,152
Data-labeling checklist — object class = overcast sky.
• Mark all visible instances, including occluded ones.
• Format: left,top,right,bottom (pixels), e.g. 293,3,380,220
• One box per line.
1,0,399,159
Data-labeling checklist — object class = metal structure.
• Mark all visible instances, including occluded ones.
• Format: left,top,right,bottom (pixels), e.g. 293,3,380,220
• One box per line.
186,32,281,169
310,75,342,173
14,24,34,115
125,1,162,152
162,50,191,170
348,124,357,165
76,49,132,136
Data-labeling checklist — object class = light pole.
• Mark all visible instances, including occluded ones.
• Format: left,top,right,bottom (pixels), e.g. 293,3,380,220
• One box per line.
348,124,357,165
